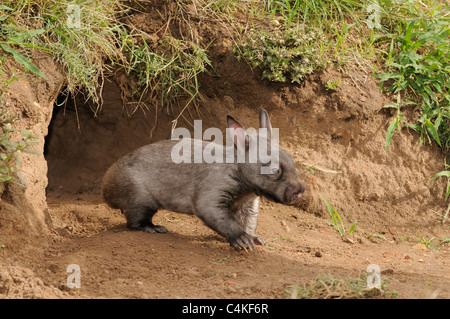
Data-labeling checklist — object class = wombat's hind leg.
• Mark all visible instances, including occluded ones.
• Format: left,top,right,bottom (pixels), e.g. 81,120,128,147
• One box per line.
123,206,168,234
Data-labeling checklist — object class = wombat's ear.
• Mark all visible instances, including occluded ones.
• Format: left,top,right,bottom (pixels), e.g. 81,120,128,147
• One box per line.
227,115,248,150
259,108,272,139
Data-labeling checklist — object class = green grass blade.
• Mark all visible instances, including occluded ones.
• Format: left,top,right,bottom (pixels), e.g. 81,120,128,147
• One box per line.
349,220,357,234
319,194,345,236
431,170,450,200
431,170,450,182
425,118,441,147
385,117,399,152
1,44,47,80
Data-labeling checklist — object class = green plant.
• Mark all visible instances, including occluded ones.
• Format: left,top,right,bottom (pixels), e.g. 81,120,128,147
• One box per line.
325,78,342,91
375,17,450,150
285,273,398,299
0,45,40,194
262,0,364,27
0,4,47,79
0,53,40,193
0,100,39,192
418,234,440,250
440,236,450,245
382,95,416,152
234,26,328,84
304,164,316,175
319,194,357,236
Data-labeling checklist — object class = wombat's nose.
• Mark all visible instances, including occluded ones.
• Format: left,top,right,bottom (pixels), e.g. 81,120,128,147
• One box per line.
287,182,306,203
292,187,305,201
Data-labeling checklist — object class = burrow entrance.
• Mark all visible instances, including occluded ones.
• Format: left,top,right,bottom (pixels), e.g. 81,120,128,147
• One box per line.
44,79,159,195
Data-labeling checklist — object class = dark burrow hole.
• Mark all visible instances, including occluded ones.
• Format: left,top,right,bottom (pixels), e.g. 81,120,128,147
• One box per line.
44,80,165,195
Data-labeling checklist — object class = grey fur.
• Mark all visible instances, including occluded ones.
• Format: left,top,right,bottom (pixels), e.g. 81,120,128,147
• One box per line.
101,109,305,250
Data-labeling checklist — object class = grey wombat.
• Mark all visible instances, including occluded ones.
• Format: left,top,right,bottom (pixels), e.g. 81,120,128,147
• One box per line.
101,109,305,250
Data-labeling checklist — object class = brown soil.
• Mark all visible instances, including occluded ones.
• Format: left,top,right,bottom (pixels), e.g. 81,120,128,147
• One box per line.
1,3,449,299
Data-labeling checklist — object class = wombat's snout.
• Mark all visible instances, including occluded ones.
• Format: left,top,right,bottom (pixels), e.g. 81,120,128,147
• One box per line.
285,181,306,204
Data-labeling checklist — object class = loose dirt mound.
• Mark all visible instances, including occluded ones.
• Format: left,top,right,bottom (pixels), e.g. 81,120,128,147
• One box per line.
1,3,449,299
0,265,70,299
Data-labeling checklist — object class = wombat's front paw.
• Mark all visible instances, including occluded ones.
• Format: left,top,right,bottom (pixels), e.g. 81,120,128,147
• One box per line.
253,236,265,246
229,233,258,251
142,225,168,233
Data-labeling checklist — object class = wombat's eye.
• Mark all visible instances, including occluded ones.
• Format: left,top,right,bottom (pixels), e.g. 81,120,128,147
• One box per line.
270,166,282,176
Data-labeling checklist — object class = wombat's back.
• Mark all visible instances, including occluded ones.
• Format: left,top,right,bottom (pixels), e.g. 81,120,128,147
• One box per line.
101,139,231,212
101,140,176,209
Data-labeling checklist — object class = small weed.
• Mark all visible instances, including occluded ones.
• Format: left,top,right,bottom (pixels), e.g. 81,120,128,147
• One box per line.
382,95,416,152
418,235,440,250
325,78,342,91
304,164,316,175
0,44,40,193
440,236,450,245
285,273,398,299
0,99,39,192
0,44,47,80
319,194,357,236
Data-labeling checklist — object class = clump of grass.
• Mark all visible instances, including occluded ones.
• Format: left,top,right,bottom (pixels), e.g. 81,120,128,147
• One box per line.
418,235,440,250
376,16,450,151
368,0,450,224
1,1,212,118
285,273,398,299
234,26,328,83
1,0,128,113
42,1,127,113
325,78,342,91
122,35,211,116
261,0,364,27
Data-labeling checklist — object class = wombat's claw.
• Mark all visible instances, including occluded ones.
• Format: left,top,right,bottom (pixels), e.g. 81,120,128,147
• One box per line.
253,236,265,246
231,233,256,252
142,225,168,233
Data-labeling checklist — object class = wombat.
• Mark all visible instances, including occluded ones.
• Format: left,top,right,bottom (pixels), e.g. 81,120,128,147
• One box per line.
101,109,305,250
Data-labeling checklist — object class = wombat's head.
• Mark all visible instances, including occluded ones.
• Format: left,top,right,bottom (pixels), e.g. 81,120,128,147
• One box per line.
227,109,306,205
